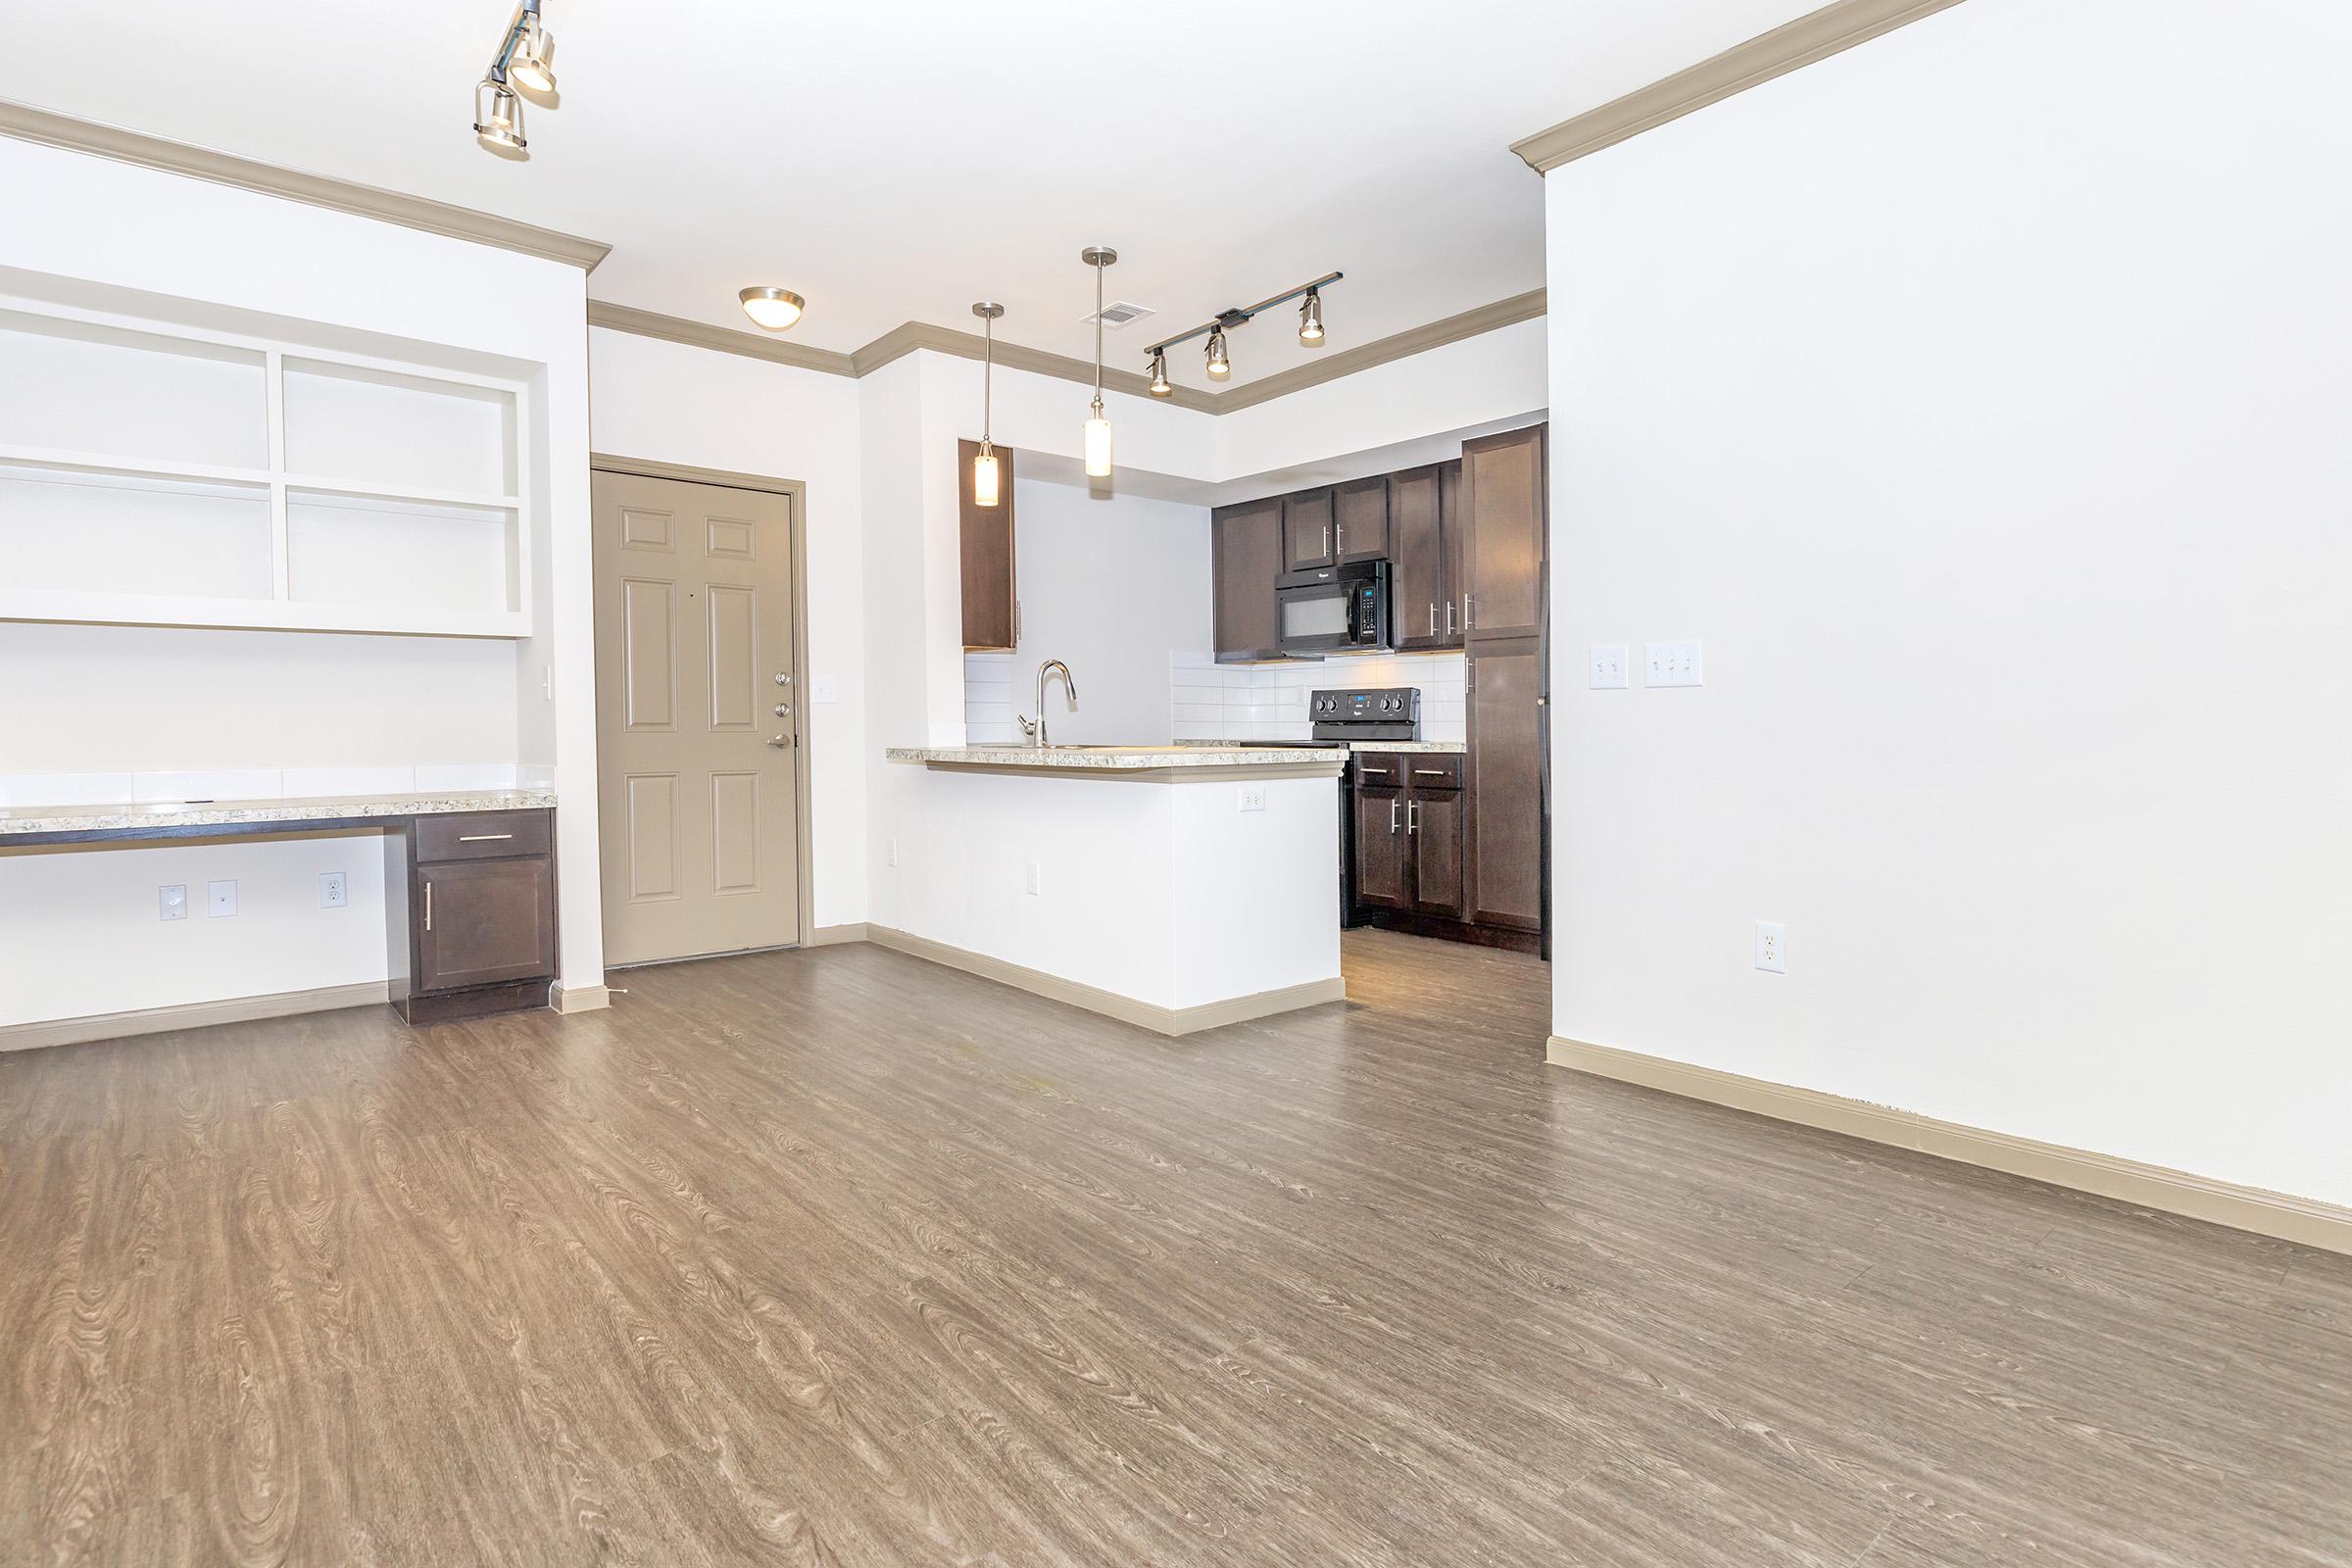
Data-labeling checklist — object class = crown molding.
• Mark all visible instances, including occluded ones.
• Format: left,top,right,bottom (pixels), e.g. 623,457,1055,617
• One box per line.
0,99,612,270
591,292,1546,416
586,301,858,375
1510,0,1970,173
1208,289,1548,413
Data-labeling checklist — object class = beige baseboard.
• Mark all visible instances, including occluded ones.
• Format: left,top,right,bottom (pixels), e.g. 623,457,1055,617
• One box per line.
865,925,1346,1037
1,981,391,1054
550,981,612,1015
803,922,871,948
1547,1036,2352,1257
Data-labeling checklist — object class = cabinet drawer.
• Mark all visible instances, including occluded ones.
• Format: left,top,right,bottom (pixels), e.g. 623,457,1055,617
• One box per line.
416,809,551,863
1350,752,1404,786
1400,755,1464,791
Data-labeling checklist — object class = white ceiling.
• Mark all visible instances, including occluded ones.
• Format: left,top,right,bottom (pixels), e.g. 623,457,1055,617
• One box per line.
1,0,1815,388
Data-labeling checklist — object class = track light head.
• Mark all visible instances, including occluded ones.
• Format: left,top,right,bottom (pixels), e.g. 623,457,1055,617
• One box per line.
1298,288,1325,347
1204,328,1231,381
509,13,557,97
1148,351,1171,398
473,78,527,156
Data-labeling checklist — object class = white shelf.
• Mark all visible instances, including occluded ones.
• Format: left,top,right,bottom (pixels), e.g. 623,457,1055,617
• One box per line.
0,587,530,639
0,301,534,641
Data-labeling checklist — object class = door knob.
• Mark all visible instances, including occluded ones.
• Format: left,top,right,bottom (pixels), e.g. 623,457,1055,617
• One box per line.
767,735,791,748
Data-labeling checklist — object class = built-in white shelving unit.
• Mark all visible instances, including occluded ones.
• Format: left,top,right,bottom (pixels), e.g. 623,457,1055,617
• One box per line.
0,301,531,637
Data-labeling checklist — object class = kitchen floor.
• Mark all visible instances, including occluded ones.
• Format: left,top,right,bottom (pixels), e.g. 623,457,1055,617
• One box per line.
3,932,2345,1566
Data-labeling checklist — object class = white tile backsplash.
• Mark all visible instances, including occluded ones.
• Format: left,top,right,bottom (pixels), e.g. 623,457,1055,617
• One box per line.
962,653,1021,743
132,768,286,804
1166,651,1468,742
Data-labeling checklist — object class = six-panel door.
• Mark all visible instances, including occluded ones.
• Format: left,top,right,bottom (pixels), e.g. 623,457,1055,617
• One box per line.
591,469,805,965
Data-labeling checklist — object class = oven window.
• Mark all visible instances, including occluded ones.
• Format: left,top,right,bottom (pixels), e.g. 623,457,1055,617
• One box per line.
1282,591,1348,641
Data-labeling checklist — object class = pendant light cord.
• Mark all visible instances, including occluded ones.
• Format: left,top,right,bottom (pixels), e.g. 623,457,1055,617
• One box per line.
1093,262,1104,407
983,312,993,443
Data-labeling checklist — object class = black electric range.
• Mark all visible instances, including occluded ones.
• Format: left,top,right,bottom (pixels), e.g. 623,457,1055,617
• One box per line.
1311,688,1421,926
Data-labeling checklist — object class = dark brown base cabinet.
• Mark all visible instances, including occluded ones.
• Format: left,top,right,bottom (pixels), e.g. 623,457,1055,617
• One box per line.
385,809,558,1024
1351,753,1464,922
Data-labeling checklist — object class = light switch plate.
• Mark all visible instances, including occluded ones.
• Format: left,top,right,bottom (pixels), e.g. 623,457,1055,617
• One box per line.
811,675,840,705
1589,645,1630,689
207,879,238,918
1024,861,1043,896
159,884,186,921
1645,640,1704,687
1755,920,1787,973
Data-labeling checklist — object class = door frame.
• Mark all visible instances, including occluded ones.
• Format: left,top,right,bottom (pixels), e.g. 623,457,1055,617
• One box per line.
588,452,817,956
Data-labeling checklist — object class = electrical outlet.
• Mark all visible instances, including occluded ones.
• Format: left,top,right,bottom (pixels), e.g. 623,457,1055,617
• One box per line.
1755,921,1787,973
207,879,238,918
1589,644,1630,689
1024,861,1043,897
1645,640,1704,687
318,871,348,908
1238,784,1266,812
885,837,898,868
159,884,187,921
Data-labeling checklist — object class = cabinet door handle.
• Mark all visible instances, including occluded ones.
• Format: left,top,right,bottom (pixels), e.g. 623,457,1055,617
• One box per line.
1407,801,1420,835
457,832,513,842
1412,768,1451,778
1462,593,1474,631
1358,766,1390,777
1428,603,1437,636
1446,599,1455,637
423,880,432,932
1389,801,1400,834
1323,522,1332,559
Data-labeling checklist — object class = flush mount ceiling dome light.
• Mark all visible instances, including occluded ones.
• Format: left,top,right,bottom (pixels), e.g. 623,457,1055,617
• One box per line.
1144,270,1343,393
739,287,808,332
473,0,559,158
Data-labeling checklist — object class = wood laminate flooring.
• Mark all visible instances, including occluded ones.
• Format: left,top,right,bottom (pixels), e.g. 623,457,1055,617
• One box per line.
2,930,2346,1567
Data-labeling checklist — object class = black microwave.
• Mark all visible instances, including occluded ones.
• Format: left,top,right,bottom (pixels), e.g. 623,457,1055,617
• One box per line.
1277,560,1391,657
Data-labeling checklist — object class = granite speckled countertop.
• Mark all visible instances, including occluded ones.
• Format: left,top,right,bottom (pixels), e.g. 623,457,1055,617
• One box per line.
888,746,1344,773
0,789,558,839
1175,738,1468,755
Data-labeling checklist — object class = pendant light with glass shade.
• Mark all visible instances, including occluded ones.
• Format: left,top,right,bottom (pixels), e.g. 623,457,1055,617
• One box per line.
971,302,1004,508
1081,246,1117,479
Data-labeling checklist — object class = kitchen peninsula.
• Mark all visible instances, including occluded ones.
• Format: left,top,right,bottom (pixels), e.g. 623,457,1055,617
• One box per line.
879,745,1347,1034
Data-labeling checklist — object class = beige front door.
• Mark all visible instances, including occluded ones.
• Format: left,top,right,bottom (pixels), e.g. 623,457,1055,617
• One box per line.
591,469,804,965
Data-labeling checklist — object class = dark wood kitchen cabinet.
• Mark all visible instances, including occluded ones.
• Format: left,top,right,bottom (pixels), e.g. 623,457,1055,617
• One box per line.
1280,487,1337,572
1460,423,1548,938
1352,753,1465,921
1390,463,1459,651
1333,475,1390,564
958,438,1017,651
1211,496,1285,662
384,808,558,1023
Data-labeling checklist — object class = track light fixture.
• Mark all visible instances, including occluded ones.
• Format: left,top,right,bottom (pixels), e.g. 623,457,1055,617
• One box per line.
1143,270,1343,394
972,302,1004,508
474,0,559,158
1081,247,1117,480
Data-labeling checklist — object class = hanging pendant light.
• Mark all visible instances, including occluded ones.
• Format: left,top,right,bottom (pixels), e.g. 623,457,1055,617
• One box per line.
1148,350,1171,399
1298,287,1325,347
1081,246,1117,479
972,302,1004,508
1203,326,1231,381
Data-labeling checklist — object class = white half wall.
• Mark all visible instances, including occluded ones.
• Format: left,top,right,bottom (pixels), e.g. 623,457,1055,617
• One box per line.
1544,0,2352,1205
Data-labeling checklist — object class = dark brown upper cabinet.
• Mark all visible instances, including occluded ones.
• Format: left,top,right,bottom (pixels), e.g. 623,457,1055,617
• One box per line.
1211,496,1285,662
1333,475,1390,564
958,438,1017,651
1280,488,1337,573
1390,464,1451,651
1459,425,1545,642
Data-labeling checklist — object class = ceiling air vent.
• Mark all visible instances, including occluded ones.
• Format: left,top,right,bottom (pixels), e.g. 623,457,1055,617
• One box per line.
1082,300,1154,329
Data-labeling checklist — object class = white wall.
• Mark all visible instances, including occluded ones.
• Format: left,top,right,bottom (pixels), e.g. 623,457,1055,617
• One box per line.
1544,0,2352,1205
963,479,1211,745
0,137,599,1028
584,326,869,927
